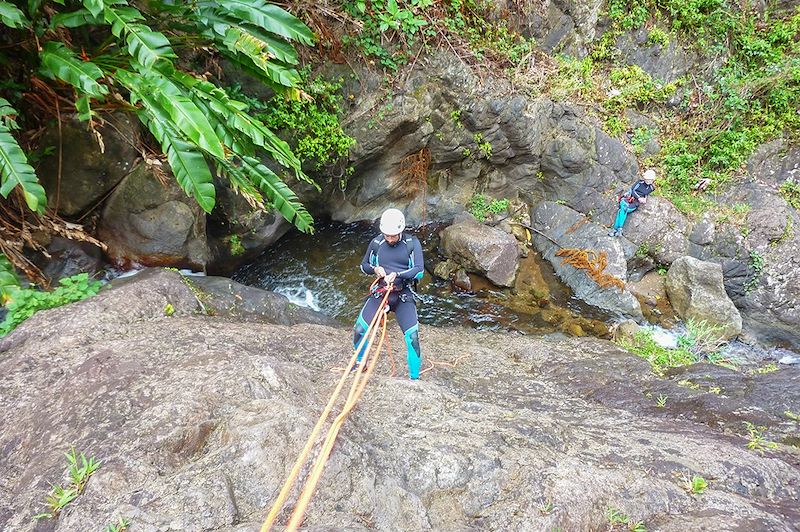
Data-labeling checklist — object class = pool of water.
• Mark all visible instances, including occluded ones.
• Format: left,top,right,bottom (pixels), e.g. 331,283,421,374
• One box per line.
233,221,613,338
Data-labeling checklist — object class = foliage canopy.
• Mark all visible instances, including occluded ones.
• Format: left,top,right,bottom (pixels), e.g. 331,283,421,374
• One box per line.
0,0,318,233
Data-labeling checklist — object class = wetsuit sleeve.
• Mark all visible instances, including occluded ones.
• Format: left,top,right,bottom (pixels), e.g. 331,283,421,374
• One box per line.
360,240,377,275
396,237,424,281
631,181,655,199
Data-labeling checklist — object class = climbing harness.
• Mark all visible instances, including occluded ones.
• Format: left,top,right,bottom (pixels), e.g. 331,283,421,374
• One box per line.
261,282,392,531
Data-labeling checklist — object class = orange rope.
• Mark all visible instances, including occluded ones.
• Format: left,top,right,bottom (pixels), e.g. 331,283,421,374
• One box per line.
260,285,391,531
419,353,471,376
285,308,390,530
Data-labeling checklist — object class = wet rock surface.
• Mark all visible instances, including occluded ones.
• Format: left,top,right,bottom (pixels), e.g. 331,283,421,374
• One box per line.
666,256,743,340
4,270,798,531
438,215,520,287
38,113,141,218
531,201,643,319
98,164,210,270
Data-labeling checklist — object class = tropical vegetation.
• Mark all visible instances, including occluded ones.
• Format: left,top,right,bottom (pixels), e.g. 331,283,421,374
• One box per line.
0,0,317,235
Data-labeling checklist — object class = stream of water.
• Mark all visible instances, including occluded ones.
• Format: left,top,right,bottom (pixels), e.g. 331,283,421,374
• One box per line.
233,221,613,338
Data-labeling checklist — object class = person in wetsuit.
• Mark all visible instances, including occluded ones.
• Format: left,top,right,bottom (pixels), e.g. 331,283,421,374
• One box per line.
353,208,424,380
608,169,657,237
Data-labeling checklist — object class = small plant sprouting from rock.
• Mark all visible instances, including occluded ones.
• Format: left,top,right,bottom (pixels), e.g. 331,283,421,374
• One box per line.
785,410,800,422
34,448,100,520
749,363,779,375
105,517,130,532
681,473,708,495
675,319,729,364
605,506,646,531
228,234,245,257
744,422,778,454
450,109,463,128
164,303,175,317
656,394,668,408
779,178,800,209
468,194,509,222
744,250,765,293
539,498,555,515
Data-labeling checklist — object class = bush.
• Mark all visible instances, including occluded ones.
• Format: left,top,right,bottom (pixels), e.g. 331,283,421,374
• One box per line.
0,273,102,337
468,194,509,222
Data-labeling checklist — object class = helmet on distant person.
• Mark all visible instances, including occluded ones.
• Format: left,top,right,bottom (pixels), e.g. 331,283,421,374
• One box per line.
643,169,657,183
379,208,405,236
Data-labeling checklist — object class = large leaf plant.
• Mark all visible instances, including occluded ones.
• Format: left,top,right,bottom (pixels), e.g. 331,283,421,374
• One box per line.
0,0,317,233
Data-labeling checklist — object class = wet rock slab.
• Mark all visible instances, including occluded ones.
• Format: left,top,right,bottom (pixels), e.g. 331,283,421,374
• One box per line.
1,270,799,531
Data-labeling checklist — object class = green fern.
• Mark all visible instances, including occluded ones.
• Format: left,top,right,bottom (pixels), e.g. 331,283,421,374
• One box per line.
101,5,176,67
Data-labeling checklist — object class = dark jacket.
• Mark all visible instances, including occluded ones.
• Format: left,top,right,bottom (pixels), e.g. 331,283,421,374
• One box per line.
359,234,424,288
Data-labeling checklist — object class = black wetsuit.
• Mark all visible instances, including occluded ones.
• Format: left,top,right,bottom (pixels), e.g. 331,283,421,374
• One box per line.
353,233,424,378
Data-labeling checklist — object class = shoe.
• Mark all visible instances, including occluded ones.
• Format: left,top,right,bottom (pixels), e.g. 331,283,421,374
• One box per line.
617,228,624,238
608,229,618,237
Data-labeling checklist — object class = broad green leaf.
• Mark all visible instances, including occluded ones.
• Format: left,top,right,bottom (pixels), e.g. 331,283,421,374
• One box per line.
153,121,216,213
0,97,19,130
173,74,306,178
210,0,313,45
39,42,108,98
156,94,225,159
241,156,313,233
196,8,299,64
104,6,175,67
0,1,27,28
217,159,264,207
50,8,102,28
75,94,92,120
0,253,20,304
83,0,104,18
0,121,46,212
222,27,300,87
115,70,216,212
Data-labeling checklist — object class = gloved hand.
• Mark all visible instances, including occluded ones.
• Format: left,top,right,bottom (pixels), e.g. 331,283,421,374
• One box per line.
374,266,386,278
639,196,647,204
385,272,397,284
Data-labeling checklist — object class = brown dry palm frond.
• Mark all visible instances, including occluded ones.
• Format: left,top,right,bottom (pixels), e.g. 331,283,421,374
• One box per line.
555,247,625,291
0,191,106,288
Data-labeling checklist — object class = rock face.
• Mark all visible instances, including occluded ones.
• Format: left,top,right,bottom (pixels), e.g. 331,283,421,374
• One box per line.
531,201,643,319
1,270,799,531
618,196,690,265
439,215,519,287
189,275,337,326
98,164,210,270
321,51,639,226
38,113,141,217
205,183,291,275
666,256,743,340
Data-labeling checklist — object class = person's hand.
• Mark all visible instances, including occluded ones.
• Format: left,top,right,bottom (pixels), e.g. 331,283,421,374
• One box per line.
385,272,397,285
639,196,647,204
374,266,386,278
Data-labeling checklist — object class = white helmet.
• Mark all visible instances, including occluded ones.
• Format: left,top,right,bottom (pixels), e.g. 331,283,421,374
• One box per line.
643,169,656,183
379,208,405,236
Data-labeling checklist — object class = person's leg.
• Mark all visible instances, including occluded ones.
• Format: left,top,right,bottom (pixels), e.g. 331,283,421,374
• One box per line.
353,295,382,365
613,198,630,231
395,294,421,379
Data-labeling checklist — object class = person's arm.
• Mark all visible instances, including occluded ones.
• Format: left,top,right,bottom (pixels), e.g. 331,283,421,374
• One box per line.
396,237,424,280
359,240,377,275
